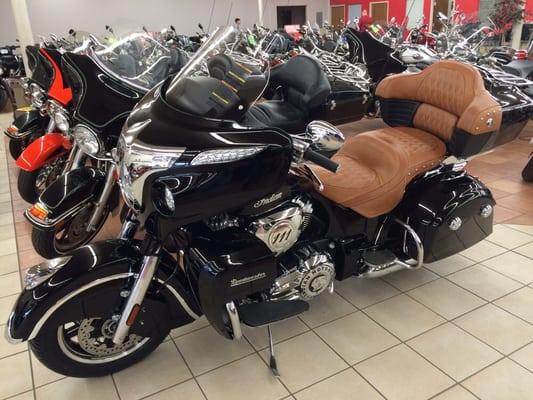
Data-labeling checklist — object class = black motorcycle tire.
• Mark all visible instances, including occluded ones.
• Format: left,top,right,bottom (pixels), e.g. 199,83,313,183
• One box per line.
522,156,533,182
9,139,23,160
31,204,110,259
29,278,168,377
0,87,7,112
17,169,41,203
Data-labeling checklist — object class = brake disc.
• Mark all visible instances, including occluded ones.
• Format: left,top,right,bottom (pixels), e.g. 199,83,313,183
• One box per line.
77,318,143,357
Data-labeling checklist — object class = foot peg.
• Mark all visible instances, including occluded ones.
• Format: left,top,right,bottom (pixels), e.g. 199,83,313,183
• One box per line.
267,325,280,377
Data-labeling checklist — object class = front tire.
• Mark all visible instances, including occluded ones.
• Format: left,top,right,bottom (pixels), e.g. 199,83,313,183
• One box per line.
17,155,67,203
31,203,110,258
523,155,533,182
0,88,7,112
29,280,167,377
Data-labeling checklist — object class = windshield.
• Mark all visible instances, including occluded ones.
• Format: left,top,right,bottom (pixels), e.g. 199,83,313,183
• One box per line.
165,26,269,120
91,32,177,91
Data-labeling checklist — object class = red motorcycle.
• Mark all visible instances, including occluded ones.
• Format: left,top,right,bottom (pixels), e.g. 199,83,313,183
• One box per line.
16,47,77,203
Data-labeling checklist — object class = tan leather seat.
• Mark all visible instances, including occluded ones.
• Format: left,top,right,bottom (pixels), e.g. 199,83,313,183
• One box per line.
313,127,446,218
311,60,502,218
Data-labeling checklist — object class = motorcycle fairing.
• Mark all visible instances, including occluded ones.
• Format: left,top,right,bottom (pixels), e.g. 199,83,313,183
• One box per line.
6,240,200,342
15,133,71,171
39,48,72,106
25,46,53,90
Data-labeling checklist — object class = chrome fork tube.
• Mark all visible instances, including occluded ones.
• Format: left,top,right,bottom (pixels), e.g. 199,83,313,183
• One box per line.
86,164,115,232
45,117,55,132
61,144,83,174
112,254,159,344
119,213,139,240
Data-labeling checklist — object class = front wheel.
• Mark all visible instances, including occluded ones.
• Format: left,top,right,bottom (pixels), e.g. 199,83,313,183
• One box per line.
32,203,110,258
0,87,7,112
17,155,67,203
30,282,167,376
523,155,533,182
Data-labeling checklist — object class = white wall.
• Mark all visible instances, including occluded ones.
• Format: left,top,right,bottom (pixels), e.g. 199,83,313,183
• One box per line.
0,0,18,44
0,0,330,44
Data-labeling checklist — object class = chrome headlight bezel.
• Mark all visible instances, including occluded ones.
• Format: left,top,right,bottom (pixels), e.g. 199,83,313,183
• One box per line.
117,134,183,210
72,124,102,156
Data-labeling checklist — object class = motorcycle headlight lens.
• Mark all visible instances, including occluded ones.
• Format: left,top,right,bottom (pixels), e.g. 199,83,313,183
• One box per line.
191,147,264,166
54,111,69,133
73,125,101,156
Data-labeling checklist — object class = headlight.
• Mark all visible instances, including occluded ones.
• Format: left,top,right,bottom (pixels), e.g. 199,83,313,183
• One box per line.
191,147,264,166
117,135,182,209
73,124,101,156
53,111,69,133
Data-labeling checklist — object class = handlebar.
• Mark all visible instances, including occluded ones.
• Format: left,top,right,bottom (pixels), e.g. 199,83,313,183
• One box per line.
304,148,339,173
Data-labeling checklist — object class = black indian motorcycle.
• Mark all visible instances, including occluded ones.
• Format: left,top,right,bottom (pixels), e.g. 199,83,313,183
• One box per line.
6,26,533,377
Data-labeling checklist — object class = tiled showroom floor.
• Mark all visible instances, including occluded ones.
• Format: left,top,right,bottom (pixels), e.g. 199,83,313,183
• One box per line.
1,109,533,400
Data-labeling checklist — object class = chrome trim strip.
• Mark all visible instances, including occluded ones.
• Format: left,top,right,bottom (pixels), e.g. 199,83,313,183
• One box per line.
24,202,88,228
5,313,23,344
156,279,200,320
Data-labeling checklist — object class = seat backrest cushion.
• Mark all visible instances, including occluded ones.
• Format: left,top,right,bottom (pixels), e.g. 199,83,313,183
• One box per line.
269,55,331,111
376,60,502,141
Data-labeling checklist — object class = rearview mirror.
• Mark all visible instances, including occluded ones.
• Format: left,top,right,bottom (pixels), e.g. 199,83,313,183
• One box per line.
306,121,345,152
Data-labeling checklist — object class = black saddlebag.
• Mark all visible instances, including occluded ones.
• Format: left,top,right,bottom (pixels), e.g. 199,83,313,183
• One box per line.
398,169,495,263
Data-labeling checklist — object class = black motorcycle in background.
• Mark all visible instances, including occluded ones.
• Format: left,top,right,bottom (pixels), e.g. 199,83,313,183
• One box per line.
26,33,188,258
0,44,25,113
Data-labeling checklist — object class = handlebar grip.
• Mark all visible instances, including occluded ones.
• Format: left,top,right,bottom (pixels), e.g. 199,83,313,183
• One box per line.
304,149,339,173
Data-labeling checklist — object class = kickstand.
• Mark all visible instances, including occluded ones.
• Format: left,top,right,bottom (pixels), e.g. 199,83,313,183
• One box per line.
267,325,280,377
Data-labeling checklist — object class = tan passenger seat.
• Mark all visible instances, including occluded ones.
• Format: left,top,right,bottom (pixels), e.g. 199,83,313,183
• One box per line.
312,60,503,218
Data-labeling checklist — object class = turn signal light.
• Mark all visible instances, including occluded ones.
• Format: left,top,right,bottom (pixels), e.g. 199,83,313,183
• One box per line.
6,125,18,135
28,203,49,220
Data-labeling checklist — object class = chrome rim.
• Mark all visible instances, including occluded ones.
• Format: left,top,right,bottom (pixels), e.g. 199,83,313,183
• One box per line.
57,317,149,364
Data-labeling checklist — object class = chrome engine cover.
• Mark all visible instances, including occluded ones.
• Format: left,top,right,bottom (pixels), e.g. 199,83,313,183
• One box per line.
249,199,312,255
271,249,335,300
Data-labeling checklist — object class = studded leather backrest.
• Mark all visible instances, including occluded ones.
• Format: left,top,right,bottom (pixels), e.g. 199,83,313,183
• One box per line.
376,60,502,140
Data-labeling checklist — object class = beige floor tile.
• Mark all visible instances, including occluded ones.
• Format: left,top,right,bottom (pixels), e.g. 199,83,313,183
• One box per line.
0,237,16,256
144,379,205,400
0,329,27,358
6,391,35,400
175,326,254,376
299,292,356,328
315,312,399,365
495,287,533,323
515,241,533,258
0,253,18,275
408,323,501,381
425,254,475,276
198,354,288,400
170,317,210,338
0,352,32,399
355,344,453,400
30,352,65,387
486,224,533,249
460,240,507,262
510,343,533,374
506,224,533,236
36,376,118,400
335,278,400,309
0,212,13,227
0,293,17,325
455,304,533,354
364,294,444,340
408,279,485,319
463,359,533,400
113,341,191,400
0,225,15,241
448,265,522,301
294,369,383,400
0,271,20,297
243,317,309,350
259,331,347,393
482,251,533,284
432,386,477,400
382,268,439,292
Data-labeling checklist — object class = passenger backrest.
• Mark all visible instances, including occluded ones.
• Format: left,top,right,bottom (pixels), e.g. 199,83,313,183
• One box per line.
376,61,503,157
269,55,331,111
